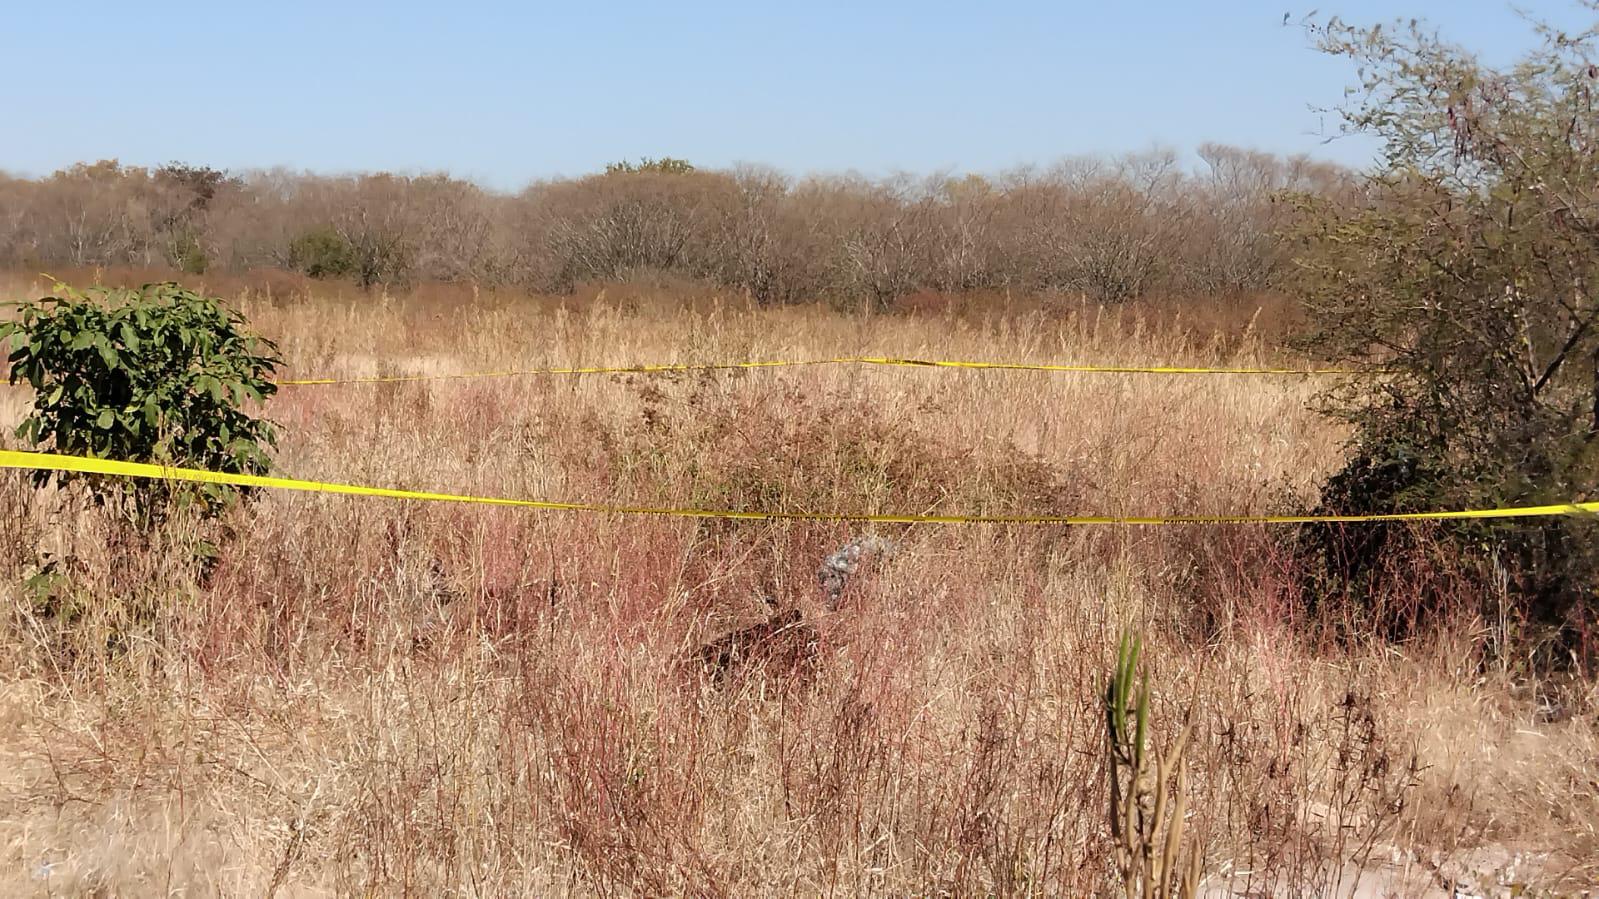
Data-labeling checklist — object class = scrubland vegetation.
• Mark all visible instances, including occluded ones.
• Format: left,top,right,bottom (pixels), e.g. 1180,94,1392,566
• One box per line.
4,10,1599,899
0,144,1342,305
0,282,1593,896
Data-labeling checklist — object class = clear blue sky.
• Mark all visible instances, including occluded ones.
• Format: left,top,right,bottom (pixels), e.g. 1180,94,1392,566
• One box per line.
3,1,1590,189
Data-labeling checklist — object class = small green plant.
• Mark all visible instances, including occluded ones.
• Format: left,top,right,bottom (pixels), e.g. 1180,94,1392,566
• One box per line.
1105,630,1203,898
0,281,280,520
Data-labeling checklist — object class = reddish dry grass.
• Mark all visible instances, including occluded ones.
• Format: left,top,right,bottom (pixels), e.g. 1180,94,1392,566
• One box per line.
0,283,1594,896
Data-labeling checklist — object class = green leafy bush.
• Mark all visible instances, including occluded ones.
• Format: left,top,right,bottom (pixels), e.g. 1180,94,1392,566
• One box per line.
287,226,356,279
1291,14,1599,648
0,281,280,519
604,156,696,175
167,229,209,275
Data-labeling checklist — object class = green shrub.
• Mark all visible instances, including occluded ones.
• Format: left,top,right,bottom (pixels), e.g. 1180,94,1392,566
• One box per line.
0,281,280,520
604,156,696,175
1291,14,1599,648
167,229,209,275
287,226,356,279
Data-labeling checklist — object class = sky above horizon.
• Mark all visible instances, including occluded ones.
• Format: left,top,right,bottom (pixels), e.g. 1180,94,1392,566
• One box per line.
3,1,1592,190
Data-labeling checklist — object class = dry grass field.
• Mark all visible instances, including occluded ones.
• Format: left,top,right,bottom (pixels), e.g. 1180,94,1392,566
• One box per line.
1,277,1595,896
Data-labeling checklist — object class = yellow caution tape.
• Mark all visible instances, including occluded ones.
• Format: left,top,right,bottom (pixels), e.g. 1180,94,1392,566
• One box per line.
3,450,1591,525
849,357,1371,375
280,356,1376,386
280,359,830,385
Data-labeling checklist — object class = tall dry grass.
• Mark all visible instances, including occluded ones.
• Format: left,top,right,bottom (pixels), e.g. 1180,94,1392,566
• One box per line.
0,282,1594,896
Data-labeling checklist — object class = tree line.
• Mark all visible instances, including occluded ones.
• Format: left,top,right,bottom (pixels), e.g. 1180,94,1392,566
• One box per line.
0,146,1350,304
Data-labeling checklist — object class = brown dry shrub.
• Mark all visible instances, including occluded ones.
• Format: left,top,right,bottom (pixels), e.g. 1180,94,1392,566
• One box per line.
234,267,315,304
505,375,1073,654
640,382,1067,520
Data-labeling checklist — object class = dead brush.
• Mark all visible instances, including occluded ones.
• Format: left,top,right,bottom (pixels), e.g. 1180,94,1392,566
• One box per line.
693,534,893,684
617,382,1070,524
1200,646,1429,896
1105,630,1203,898
8,290,1599,894
695,607,816,684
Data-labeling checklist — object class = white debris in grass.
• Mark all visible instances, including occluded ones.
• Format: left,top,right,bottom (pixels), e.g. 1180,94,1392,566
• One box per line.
817,534,894,608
